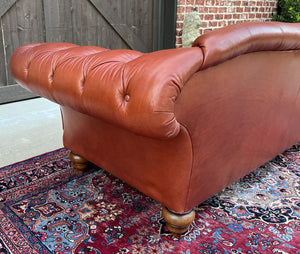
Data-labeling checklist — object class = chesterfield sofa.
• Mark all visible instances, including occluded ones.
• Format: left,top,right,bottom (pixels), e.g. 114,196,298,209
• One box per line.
10,22,300,236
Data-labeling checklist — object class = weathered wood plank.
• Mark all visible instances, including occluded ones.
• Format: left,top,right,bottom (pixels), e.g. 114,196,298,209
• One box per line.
73,0,97,46
14,0,44,44
98,0,130,49
0,0,17,18
1,2,18,86
1,0,163,103
43,0,73,42
89,0,146,52
70,0,128,49
2,0,45,87
134,0,155,52
0,84,37,104
0,21,7,86
109,0,156,52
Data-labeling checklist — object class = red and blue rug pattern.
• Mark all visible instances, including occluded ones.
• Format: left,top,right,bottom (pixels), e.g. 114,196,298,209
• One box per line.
0,145,300,253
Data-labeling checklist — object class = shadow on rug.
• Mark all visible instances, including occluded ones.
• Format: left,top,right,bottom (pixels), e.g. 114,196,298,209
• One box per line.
0,145,300,254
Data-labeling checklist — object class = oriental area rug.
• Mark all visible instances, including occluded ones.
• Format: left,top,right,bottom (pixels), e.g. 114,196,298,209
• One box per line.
0,145,300,254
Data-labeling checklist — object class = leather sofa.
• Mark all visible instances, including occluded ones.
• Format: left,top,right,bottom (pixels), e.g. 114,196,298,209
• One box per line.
10,22,300,236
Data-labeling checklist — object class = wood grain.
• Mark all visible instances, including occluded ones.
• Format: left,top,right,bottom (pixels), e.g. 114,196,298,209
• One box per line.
0,0,164,102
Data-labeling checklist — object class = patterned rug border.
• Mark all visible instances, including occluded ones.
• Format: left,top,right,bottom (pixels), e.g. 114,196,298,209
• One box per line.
0,148,77,203
0,148,67,171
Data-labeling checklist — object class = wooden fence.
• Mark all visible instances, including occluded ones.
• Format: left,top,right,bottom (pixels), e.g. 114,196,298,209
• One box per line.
0,0,176,104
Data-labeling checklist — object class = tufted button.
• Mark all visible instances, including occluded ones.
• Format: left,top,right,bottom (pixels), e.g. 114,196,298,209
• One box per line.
124,94,130,102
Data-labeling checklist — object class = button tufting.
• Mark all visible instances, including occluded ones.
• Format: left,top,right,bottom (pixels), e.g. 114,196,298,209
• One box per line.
124,94,130,102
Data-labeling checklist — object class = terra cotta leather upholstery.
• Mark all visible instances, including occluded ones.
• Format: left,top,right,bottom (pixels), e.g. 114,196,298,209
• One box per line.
10,22,300,236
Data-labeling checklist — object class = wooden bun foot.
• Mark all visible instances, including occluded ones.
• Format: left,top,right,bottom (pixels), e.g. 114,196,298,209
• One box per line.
162,207,195,237
69,151,89,173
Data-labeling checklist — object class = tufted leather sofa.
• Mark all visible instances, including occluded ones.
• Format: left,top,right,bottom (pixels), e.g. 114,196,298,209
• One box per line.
10,22,300,236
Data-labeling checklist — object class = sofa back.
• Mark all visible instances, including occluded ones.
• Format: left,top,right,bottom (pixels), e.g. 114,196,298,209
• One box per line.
193,22,300,69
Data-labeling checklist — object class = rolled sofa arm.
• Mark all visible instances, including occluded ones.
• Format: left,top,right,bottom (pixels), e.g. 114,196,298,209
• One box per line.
10,43,203,139
193,21,300,69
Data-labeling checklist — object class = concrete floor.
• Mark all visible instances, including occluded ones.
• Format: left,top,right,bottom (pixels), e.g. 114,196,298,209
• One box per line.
0,98,63,167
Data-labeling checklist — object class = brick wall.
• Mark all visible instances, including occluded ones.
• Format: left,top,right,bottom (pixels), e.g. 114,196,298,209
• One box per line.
176,0,278,47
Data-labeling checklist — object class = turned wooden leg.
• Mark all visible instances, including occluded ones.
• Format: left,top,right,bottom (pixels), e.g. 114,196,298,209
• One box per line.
162,207,195,237
69,151,89,173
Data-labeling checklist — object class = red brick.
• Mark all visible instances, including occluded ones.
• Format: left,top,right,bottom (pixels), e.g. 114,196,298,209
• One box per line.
177,0,186,5
194,0,205,4
263,13,270,18
233,1,242,6
204,29,213,34
176,38,182,46
209,21,218,26
204,14,214,20
241,13,248,19
199,30,205,36
259,7,265,12
215,14,224,19
185,0,194,4
198,7,209,13
185,6,195,12
215,0,225,6
201,21,208,28
236,7,244,12
175,0,278,48
233,13,241,19
177,14,185,21
177,6,185,14
209,7,218,13
218,20,227,27
206,0,217,6
227,20,236,25
176,22,183,29
218,7,227,13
